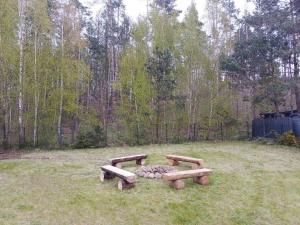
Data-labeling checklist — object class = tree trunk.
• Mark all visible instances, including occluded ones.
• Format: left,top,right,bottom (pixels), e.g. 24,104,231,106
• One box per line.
33,29,39,147
295,86,300,112
0,31,9,147
274,102,280,114
290,0,300,112
156,100,160,143
71,48,81,145
246,121,250,138
251,86,257,119
293,49,300,111
134,98,140,145
187,77,192,140
57,22,64,147
207,84,214,140
3,93,10,148
18,0,25,148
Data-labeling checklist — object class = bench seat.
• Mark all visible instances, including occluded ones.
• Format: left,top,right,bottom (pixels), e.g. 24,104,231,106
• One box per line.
100,165,137,190
163,168,212,190
109,154,147,168
166,155,204,169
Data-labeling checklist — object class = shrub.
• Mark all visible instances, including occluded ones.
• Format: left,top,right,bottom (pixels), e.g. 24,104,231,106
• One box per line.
256,137,276,145
278,131,298,147
74,125,106,149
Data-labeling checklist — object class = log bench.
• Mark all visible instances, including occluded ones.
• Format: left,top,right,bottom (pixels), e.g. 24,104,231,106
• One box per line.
163,168,212,190
109,154,147,168
166,155,204,169
100,165,137,190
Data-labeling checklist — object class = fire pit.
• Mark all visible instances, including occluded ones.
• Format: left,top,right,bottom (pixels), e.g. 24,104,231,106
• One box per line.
135,165,176,179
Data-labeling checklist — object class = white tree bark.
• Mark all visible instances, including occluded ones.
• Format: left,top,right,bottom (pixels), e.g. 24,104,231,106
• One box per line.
57,19,64,147
33,29,39,147
18,0,25,147
207,82,214,140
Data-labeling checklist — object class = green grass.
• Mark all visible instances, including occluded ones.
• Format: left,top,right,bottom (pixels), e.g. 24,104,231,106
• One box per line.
1,142,300,225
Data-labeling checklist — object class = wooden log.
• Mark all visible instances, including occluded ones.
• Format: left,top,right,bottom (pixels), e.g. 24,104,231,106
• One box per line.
118,179,135,190
193,176,210,185
169,180,185,190
109,154,147,165
168,159,179,166
136,158,146,166
166,155,203,168
100,170,105,182
163,168,212,181
113,162,122,168
101,165,136,183
192,164,202,169
100,170,115,182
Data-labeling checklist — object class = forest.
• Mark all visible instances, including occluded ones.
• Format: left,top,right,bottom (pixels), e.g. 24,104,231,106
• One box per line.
0,0,299,148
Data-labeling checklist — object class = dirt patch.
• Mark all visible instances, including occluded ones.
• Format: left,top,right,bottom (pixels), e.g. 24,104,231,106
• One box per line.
21,155,52,160
0,151,23,160
0,151,53,161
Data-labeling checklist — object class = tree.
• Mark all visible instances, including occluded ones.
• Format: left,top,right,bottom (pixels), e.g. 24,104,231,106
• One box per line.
154,0,180,14
29,0,51,146
147,48,176,143
0,0,18,147
254,78,287,113
179,2,209,140
18,0,26,147
221,0,295,115
204,0,238,139
117,19,153,145
87,0,130,145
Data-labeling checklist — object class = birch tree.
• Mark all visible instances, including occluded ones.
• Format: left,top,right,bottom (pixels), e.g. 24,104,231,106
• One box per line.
0,0,17,147
18,0,26,147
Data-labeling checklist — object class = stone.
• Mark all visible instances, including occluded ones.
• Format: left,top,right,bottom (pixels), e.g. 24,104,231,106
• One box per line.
155,174,162,179
135,165,177,179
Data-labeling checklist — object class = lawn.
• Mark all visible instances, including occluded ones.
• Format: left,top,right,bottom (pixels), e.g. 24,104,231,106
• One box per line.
1,142,300,225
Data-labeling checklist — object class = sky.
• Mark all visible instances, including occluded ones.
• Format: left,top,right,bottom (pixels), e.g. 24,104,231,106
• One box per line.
81,0,254,21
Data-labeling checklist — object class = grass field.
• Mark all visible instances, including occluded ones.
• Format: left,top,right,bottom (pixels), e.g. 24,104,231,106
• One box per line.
1,142,300,225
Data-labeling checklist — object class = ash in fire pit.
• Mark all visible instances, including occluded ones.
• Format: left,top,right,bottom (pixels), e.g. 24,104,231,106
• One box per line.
135,165,176,179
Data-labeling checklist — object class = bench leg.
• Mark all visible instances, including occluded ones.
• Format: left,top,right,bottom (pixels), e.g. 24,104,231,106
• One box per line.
136,158,146,166
169,180,185,190
168,159,179,166
118,179,135,190
191,163,202,169
112,163,122,168
193,176,209,185
100,171,115,182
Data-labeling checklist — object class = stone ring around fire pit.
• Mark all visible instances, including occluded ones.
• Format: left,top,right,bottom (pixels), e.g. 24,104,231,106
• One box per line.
135,165,177,179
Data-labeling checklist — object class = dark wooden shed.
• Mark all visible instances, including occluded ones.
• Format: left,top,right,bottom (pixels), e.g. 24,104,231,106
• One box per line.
252,110,300,138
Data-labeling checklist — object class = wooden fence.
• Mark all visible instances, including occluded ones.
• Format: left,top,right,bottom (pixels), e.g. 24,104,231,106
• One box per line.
252,117,300,138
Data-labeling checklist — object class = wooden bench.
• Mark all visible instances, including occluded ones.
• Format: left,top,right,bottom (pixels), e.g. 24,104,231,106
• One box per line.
109,154,147,168
100,165,137,190
163,168,212,190
166,155,204,169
